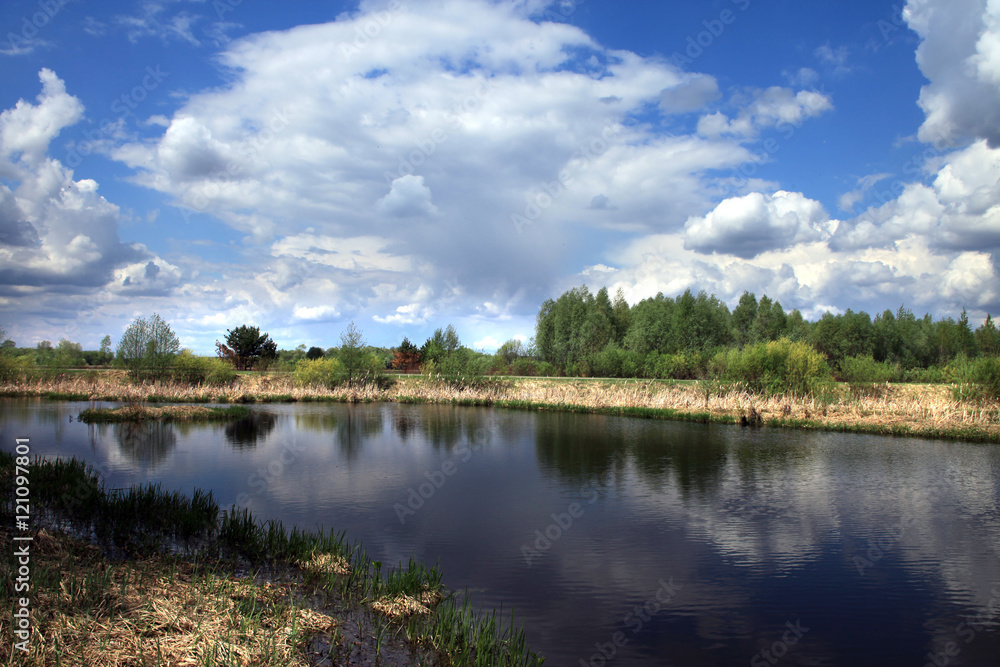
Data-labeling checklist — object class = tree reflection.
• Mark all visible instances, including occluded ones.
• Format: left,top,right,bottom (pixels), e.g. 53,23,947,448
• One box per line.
335,405,384,460
224,411,278,449
114,420,177,468
534,414,733,496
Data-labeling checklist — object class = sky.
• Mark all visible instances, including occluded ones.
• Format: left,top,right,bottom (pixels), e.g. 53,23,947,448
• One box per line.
1,0,1000,354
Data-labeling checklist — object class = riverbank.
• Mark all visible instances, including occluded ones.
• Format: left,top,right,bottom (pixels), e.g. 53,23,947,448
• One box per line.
2,373,999,442
0,452,542,666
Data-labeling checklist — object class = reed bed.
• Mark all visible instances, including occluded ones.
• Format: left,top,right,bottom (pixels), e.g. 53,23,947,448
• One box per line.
3,372,999,441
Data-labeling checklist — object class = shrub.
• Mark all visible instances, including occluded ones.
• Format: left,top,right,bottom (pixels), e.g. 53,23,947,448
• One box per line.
0,354,35,383
711,338,831,396
172,350,238,386
837,355,899,384
948,355,1000,403
293,357,345,389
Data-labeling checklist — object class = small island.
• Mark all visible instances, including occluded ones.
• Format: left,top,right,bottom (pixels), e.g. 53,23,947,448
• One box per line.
77,404,251,423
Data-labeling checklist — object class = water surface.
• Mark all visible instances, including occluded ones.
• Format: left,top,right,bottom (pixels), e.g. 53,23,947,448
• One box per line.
2,397,999,666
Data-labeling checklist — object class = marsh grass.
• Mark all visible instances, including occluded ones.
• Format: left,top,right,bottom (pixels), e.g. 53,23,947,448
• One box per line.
0,452,544,666
5,368,1000,441
78,404,250,423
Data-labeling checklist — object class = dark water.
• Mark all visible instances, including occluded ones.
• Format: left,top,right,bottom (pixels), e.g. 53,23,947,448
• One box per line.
2,397,1000,666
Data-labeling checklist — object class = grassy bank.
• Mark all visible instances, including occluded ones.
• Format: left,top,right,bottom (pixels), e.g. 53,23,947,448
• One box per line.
0,453,543,666
77,404,251,423
2,372,999,442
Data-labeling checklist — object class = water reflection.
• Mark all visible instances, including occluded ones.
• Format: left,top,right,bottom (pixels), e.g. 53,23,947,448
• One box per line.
1,400,998,666
113,420,177,467
224,411,278,449
335,405,384,460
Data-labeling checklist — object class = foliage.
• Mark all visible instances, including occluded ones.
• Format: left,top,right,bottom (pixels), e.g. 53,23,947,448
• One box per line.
337,321,368,384
172,350,238,386
218,324,277,371
306,346,325,360
0,353,35,382
116,313,180,380
392,337,422,372
947,355,1000,403
710,338,831,396
421,325,461,364
293,357,346,389
836,355,900,384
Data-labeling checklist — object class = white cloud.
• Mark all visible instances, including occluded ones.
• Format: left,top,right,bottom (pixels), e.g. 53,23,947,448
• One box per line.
906,0,1000,147
697,87,833,139
473,335,502,350
684,191,835,258
107,0,776,334
376,175,439,217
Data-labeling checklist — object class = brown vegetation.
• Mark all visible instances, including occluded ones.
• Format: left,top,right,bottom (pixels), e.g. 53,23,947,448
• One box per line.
3,372,999,441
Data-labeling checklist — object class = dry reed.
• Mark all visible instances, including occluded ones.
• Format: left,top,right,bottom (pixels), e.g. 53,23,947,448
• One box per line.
4,372,999,440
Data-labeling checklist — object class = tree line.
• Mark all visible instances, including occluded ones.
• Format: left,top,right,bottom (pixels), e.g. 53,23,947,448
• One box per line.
532,285,1000,381
3,285,999,388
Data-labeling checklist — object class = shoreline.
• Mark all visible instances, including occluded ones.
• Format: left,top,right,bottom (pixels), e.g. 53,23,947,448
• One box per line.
0,452,542,666
1,373,998,443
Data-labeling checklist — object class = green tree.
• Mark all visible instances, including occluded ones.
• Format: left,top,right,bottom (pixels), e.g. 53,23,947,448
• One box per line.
611,288,631,344
116,313,180,380
218,325,277,371
306,346,325,360
975,314,1000,357
338,321,367,384
731,291,758,347
99,335,114,365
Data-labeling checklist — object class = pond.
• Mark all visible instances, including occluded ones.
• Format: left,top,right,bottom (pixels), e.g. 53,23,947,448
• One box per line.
2,397,1000,665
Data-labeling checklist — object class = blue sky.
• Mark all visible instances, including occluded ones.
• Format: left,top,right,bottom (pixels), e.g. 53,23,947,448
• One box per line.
2,0,999,354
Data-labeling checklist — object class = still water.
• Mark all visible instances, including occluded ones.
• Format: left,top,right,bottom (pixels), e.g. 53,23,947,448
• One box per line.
2,397,1000,666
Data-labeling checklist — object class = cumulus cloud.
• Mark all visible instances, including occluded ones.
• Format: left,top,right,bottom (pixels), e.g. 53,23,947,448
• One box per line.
697,87,833,139
376,175,439,217
0,70,182,348
906,0,1000,147
108,0,771,333
684,191,835,258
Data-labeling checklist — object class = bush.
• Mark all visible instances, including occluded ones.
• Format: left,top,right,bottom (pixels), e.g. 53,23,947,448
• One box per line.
836,355,900,384
644,351,704,380
173,351,238,386
711,338,831,396
293,358,345,389
948,355,1000,403
0,354,35,383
